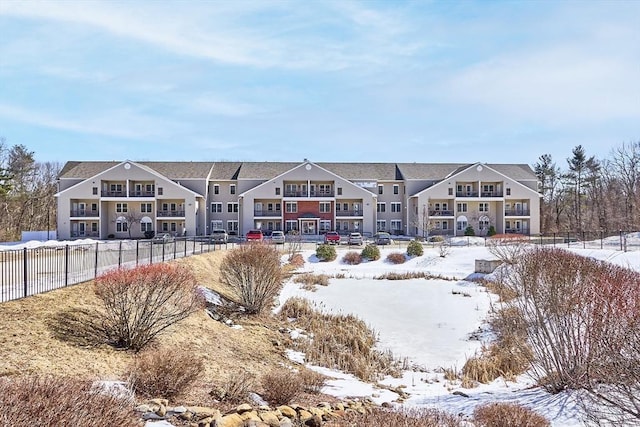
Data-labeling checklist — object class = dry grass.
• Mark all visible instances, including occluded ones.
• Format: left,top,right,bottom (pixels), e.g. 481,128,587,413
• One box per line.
0,251,291,406
288,253,305,268
279,297,402,381
0,375,142,427
261,369,302,405
331,407,464,426
210,369,256,403
386,252,407,264
293,272,330,291
342,251,362,265
473,402,550,427
374,271,452,280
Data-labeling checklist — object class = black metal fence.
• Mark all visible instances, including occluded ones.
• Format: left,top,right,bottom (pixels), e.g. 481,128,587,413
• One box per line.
0,237,227,303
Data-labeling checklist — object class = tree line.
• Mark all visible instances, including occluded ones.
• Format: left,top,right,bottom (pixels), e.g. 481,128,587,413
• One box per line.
0,138,60,242
535,140,640,235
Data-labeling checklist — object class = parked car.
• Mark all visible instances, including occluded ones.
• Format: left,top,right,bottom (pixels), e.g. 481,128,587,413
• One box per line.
210,229,228,244
270,230,285,244
324,231,341,245
348,232,363,245
152,233,173,244
374,232,392,245
246,229,264,242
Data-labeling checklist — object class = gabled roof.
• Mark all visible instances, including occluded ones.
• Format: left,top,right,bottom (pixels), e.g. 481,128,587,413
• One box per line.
396,163,470,180
236,162,301,180
487,164,537,180
58,161,216,180
209,162,243,180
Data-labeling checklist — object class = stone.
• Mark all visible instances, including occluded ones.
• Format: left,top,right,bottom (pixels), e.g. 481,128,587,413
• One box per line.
236,403,253,414
277,405,297,419
218,413,244,427
279,418,293,427
259,411,281,427
304,415,322,427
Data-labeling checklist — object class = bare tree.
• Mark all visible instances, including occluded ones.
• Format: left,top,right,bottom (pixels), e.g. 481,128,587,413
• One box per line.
609,141,640,230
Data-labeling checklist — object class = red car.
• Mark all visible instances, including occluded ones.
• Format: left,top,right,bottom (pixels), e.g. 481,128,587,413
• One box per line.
324,231,341,245
246,229,264,242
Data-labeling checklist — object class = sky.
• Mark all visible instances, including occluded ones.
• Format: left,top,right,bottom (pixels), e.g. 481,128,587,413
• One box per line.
1,0,639,167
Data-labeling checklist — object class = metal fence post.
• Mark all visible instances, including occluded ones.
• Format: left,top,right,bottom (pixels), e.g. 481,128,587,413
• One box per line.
94,242,99,278
136,240,139,266
567,231,570,248
64,245,69,286
620,230,623,251
173,239,177,259
582,231,586,249
23,247,28,298
162,242,165,262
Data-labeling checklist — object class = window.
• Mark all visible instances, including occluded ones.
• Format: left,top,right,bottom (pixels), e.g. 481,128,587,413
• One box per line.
214,184,219,195
448,188,453,196
227,202,238,213
506,188,511,196
285,202,297,213
110,183,123,193
285,220,298,232
141,203,152,213
275,203,281,211
479,216,490,231
319,184,332,195
337,187,342,196
391,220,402,232
434,203,441,211
457,184,463,193
320,220,331,231
211,220,223,230
157,187,163,195
227,220,238,233
391,202,401,213
377,202,386,213
442,221,448,230
343,203,349,211
275,187,281,196
479,203,489,212
161,222,169,232
116,217,128,232
170,222,177,232
91,203,98,211
378,184,383,195
230,184,236,195
91,222,98,232
116,203,128,213
92,187,98,195
319,202,331,213
211,202,222,213
393,185,399,195
457,203,467,212
377,220,386,231
141,222,152,232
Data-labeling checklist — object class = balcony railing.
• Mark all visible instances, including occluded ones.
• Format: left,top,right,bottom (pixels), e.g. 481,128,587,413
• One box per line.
505,209,530,216
157,210,185,217
129,190,155,197
102,190,126,197
310,190,334,197
456,191,479,197
505,228,530,235
254,210,282,217
70,209,99,217
283,190,335,197
70,231,100,238
429,210,454,216
335,210,363,217
480,191,503,197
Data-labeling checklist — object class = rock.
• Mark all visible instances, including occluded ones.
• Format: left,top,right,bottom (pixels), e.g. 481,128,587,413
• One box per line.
279,418,293,427
218,413,244,427
258,411,281,427
304,415,322,427
298,409,312,422
277,405,297,419
453,390,470,398
236,403,253,414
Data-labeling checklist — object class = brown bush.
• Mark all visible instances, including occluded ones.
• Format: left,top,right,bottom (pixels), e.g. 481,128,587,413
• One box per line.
0,375,141,427
210,369,256,403
386,252,406,264
219,243,283,314
288,253,305,267
473,402,550,427
94,263,205,351
126,347,203,399
299,368,326,394
294,273,330,290
342,251,362,265
336,407,463,426
261,369,301,405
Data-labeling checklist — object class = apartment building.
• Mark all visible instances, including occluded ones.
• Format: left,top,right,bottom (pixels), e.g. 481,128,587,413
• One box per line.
55,159,540,240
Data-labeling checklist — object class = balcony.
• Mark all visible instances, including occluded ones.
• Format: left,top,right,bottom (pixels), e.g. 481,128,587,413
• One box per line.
70,209,99,217
335,210,363,217
157,210,185,217
429,210,454,217
70,231,100,238
505,209,530,216
480,191,503,197
283,190,335,198
505,228,530,235
254,210,282,217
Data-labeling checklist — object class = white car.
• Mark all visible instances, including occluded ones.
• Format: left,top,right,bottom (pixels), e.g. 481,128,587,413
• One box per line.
271,230,286,244
210,229,228,243
348,232,363,245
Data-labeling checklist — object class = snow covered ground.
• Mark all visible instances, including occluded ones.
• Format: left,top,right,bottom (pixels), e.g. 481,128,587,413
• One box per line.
277,237,640,426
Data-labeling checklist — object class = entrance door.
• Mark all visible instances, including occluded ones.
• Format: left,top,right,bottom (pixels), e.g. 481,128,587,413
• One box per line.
301,220,316,235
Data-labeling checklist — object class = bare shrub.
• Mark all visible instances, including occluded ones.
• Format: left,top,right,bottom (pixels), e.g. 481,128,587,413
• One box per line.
486,235,531,264
126,347,203,399
337,407,463,426
219,243,283,314
503,246,640,425
481,279,519,302
288,253,305,268
286,230,303,259
375,271,451,280
261,369,301,405
342,251,362,265
386,252,406,264
210,370,256,403
438,243,451,258
473,402,550,427
0,375,141,427
279,297,402,381
299,368,326,394
94,263,205,351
